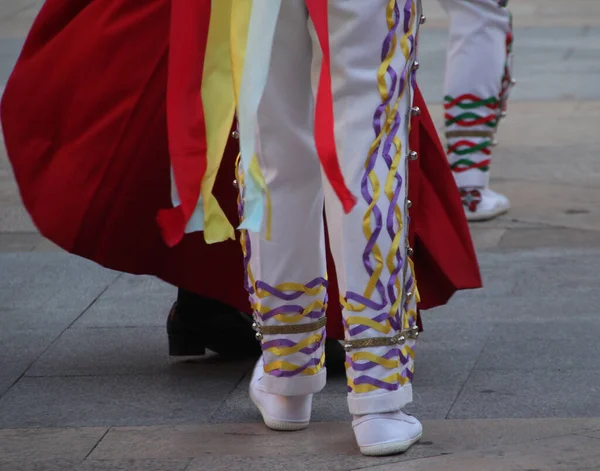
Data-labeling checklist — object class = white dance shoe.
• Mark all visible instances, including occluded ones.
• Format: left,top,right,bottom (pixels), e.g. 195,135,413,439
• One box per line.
352,411,423,456
249,357,312,431
461,187,510,221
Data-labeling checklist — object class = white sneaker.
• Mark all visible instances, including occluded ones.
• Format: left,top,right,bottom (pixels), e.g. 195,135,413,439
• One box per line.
461,187,510,221
352,411,423,456
249,357,312,431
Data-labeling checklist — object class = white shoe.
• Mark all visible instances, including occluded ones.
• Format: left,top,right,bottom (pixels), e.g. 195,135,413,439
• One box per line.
352,411,423,456
249,357,312,431
461,187,510,221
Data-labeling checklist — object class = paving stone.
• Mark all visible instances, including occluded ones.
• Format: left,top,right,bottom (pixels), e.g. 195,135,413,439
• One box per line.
0,254,120,312
413,348,480,391
0,233,42,252
26,327,175,377
0,1,40,21
184,453,433,471
461,249,600,300
507,252,600,298
75,275,176,328
0,308,84,331
448,369,600,419
0,328,61,377
0,205,37,232
3,419,599,470
420,417,600,454
475,320,600,371
0,375,16,396
0,37,23,63
0,253,111,287
0,427,106,463
0,365,251,427
27,326,253,378
413,320,493,386
0,172,21,199
76,459,191,471
580,429,600,439
33,239,64,253
447,251,600,315
468,228,507,250
0,459,191,471
88,422,439,466
0,2,44,39
409,322,493,419
87,419,600,468
405,384,464,421
493,139,600,189
0,459,81,471
500,227,600,249
492,181,600,233
429,287,600,325
366,435,600,471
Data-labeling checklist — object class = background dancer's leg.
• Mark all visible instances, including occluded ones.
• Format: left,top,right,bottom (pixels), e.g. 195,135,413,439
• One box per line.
439,0,513,220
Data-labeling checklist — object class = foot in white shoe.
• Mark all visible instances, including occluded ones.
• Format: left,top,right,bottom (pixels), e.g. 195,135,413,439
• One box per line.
352,411,423,456
249,357,312,431
460,187,510,222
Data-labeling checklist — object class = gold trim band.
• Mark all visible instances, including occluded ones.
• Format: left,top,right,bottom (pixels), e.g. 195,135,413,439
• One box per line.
253,317,327,336
344,326,419,351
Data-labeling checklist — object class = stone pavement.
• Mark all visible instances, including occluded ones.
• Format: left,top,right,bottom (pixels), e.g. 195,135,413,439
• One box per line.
1,1,600,470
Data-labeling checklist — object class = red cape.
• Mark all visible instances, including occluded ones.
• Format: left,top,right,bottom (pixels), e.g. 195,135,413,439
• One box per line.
1,0,481,340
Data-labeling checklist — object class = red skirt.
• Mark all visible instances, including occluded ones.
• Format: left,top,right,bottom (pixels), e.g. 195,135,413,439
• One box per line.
1,0,482,340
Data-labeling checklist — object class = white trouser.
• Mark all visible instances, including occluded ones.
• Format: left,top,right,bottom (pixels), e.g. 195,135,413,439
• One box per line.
438,0,513,188
242,0,420,415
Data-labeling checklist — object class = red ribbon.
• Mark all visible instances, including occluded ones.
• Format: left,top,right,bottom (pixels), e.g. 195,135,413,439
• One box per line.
157,1,212,247
305,0,357,214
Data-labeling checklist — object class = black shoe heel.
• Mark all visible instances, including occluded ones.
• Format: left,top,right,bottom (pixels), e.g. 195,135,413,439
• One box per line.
168,331,207,357
166,297,262,359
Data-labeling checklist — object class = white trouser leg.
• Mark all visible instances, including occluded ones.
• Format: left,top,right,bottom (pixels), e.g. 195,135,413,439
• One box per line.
245,0,327,397
310,0,421,416
438,0,513,188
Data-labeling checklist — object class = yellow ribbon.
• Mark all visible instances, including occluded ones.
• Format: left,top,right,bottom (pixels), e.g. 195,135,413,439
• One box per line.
264,353,325,376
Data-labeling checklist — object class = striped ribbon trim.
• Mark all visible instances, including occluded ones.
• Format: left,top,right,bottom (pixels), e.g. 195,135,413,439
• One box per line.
447,140,492,156
445,112,498,128
451,158,491,173
444,94,498,110
444,94,499,128
445,94,498,174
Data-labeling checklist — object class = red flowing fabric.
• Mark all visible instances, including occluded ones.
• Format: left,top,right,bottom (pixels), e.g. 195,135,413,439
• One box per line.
1,0,481,342
157,1,212,247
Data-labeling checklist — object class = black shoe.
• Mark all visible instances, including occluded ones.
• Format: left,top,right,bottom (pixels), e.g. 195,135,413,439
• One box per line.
167,290,261,359
324,338,346,376
167,290,347,371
